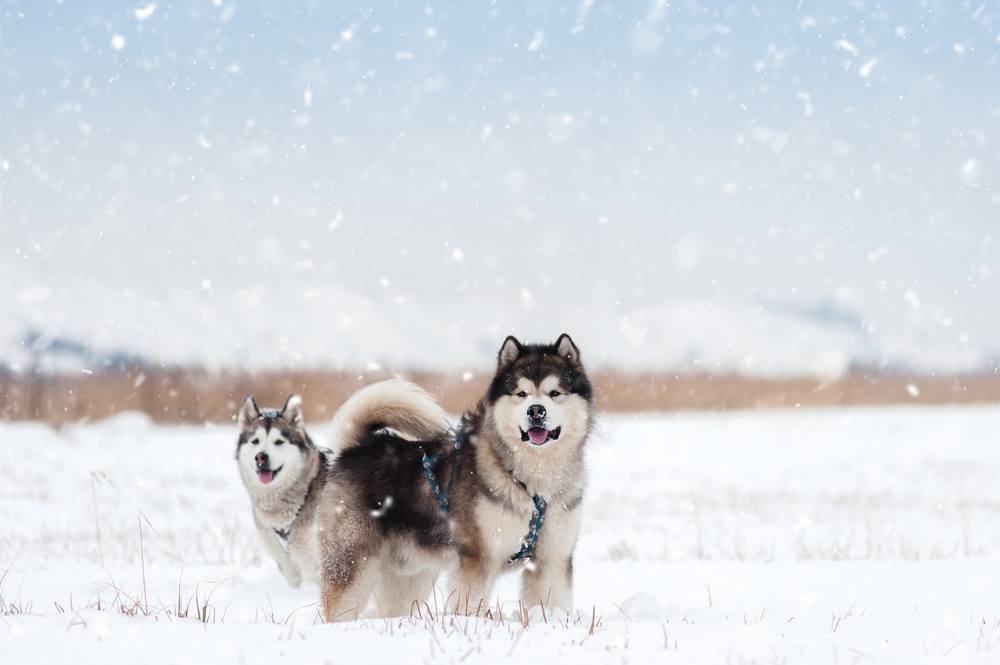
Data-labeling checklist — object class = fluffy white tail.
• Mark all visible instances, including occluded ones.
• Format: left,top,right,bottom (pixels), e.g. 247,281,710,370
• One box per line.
328,378,450,449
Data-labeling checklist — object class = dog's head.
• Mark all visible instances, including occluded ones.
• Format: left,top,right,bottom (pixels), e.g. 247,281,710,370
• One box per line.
486,333,594,452
235,394,314,491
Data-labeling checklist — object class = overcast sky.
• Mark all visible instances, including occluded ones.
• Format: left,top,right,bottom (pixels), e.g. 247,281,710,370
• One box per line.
1,1,998,372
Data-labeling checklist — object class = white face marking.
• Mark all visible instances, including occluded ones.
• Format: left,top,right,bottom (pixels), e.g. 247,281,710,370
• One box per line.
237,424,308,489
492,374,588,450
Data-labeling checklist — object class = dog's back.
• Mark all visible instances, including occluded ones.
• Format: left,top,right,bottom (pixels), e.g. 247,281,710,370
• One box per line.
236,379,452,619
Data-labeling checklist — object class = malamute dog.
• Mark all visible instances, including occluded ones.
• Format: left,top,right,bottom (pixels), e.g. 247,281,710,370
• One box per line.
444,333,594,614
235,379,450,616
314,334,594,620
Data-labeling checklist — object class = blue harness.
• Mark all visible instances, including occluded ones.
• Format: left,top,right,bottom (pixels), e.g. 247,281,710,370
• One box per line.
421,424,548,563
420,436,461,514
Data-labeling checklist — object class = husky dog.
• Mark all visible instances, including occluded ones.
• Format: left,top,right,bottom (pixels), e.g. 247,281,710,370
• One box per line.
235,379,450,612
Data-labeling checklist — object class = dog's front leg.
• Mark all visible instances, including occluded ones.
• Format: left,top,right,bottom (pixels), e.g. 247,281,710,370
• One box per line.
519,508,581,615
520,551,573,615
255,522,302,588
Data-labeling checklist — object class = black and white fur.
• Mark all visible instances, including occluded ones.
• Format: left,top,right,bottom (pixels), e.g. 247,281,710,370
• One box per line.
235,379,450,613
236,337,593,621
446,333,594,614
314,334,594,620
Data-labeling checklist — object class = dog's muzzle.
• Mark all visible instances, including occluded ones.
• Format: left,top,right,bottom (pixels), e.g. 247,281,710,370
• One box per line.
254,452,282,484
519,425,562,445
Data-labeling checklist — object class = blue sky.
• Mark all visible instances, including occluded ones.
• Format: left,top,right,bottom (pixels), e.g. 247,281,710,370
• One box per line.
1,1,998,371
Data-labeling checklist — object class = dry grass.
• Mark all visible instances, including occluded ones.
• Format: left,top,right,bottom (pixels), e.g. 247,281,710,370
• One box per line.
0,564,33,616
2,559,603,637
1,518,600,631
1,365,999,424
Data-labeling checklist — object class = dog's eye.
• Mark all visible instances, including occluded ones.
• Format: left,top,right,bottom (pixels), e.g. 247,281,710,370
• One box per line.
548,390,561,398
251,438,260,445
515,391,528,398
274,439,285,446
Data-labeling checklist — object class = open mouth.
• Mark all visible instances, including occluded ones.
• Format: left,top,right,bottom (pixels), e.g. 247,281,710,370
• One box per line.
255,464,283,485
519,426,562,446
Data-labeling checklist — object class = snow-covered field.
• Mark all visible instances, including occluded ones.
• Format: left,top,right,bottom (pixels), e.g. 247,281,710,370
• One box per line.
4,406,1000,664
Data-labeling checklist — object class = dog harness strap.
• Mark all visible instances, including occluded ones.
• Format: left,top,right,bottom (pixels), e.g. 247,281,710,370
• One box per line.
421,450,450,513
273,527,291,552
508,495,547,563
420,421,468,514
421,423,547,561
270,451,326,554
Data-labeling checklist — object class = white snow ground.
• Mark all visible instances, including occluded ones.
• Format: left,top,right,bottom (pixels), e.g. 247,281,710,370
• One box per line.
3,406,1000,664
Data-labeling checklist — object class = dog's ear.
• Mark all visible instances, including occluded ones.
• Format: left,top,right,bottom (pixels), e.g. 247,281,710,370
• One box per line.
498,335,523,368
555,333,581,364
237,395,260,429
281,394,304,429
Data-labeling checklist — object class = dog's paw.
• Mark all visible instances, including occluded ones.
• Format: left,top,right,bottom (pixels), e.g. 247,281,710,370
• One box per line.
543,604,573,622
279,565,303,588
512,601,573,624
509,605,550,624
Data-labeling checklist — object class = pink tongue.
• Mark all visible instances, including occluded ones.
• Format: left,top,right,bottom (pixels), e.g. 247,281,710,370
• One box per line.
528,428,549,445
258,470,274,484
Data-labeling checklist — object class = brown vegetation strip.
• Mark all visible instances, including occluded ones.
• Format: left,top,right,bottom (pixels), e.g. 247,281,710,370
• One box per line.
1,366,999,425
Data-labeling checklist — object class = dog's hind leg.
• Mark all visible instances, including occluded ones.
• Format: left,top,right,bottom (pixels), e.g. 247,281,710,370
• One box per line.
319,523,380,622
321,559,378,622
450,554,499,616
373,570,437,618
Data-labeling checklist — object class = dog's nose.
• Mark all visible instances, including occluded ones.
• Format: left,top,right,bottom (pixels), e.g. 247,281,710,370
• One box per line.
255,452,268,464
527,404,546,423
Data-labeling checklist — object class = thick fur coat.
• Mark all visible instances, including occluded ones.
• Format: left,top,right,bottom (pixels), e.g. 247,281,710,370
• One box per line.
236,335,594,622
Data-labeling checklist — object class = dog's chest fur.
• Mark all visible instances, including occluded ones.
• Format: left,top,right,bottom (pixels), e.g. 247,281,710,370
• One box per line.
247,458,327,583
268,517,321,583
250,483,310,529
472,494,535,560
460,429,585,562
